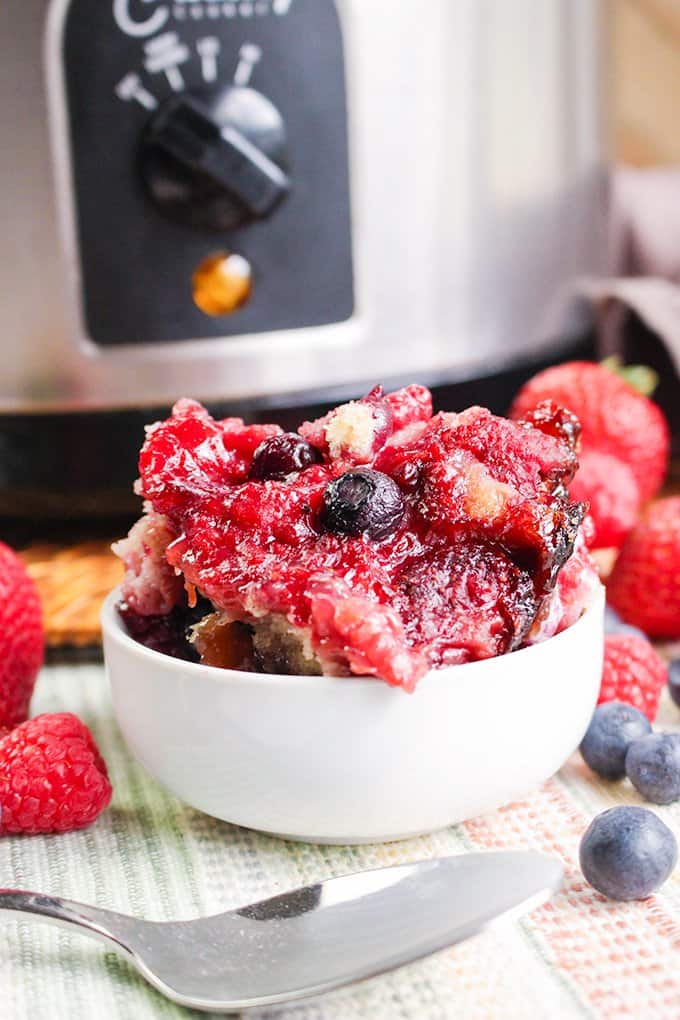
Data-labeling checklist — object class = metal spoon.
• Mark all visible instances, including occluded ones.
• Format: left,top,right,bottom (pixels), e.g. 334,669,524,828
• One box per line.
0,851,561,1013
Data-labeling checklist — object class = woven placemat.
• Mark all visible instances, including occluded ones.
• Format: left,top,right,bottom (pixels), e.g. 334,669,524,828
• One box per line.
1,662,679,1020
19,542,123,650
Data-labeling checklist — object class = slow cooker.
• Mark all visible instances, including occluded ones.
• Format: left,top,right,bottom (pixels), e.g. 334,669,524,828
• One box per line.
0,0,608,515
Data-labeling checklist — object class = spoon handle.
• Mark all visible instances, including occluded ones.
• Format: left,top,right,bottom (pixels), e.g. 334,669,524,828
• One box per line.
0,889,137,957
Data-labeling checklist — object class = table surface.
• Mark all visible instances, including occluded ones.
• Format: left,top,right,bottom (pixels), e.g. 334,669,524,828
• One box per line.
1,661,680,1020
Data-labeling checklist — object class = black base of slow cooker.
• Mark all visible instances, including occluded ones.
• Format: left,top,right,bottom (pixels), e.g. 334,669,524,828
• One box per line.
0,334,600,527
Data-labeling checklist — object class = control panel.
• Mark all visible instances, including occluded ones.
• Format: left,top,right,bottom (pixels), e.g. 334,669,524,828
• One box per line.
60,0,353,345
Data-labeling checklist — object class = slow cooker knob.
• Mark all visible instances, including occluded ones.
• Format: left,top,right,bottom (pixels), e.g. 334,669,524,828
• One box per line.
139,87,290,232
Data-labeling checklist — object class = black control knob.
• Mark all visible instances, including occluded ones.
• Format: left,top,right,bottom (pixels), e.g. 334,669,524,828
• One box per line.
139,86,290,232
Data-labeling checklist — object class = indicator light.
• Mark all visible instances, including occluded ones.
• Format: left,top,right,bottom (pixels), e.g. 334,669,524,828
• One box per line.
192,251,252,315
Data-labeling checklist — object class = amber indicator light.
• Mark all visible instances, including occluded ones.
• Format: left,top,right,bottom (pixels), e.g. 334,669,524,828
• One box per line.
192,252,252,316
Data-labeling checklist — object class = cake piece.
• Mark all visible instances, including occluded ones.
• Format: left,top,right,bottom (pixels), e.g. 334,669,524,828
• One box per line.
115,385,598,691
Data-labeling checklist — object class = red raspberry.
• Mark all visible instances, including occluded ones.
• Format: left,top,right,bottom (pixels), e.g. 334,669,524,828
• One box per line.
569,450,640,549
598,634,668,722
510,361,670,501
0,543,44,729
0,713,112,835
384,384,433,431
607,497,680,638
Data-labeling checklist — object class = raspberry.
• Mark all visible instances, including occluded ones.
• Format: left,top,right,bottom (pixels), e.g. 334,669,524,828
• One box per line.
569,450,640,549
598,634,668,722
0,713,112,835
607,497,680,639
384,384,433,431
0,542,44,729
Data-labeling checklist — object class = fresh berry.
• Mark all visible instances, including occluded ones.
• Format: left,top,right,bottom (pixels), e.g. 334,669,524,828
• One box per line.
249,433,322,481
0,713,112,835
598,634,667,721
510,361,670,501
604,604,645,640
607,498,680,639
319,469,405,542
579,806,677,901
625,734,680,805
580,701,652,780
604,605,621,631
669,660,680,710
0,543,44,729
569,450,640,549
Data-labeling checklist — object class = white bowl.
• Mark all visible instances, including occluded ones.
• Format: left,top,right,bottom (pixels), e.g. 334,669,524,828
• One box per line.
102,586,604,844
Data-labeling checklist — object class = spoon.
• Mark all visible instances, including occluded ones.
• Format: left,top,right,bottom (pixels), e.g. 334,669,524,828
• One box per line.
0,851,561,1013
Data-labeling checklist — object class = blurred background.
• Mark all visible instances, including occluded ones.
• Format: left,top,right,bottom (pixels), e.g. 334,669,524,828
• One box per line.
606,0,680,447
1,0,679,652
613,0,680,167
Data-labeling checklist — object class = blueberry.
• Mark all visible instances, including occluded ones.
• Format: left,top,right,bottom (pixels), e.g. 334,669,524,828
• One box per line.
604,605,622,632
580,806,677,901
249,434,322,481
625,733,680,804
319,469,405,542
669,659,680,710
580,701,652,780
604,604,646,640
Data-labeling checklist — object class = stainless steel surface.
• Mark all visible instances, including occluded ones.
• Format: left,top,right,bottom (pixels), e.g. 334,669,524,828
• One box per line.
0,0,608,413
0,852,562,1012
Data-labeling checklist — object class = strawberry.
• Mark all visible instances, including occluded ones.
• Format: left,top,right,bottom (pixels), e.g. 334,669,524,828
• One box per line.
0,542,44,729
607,498,680,639
0,713,112,835
510,360,670,502
598,634,668,722
569,450,640,549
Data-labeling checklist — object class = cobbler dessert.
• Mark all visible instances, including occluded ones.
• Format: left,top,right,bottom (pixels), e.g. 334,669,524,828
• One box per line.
114,385,599,692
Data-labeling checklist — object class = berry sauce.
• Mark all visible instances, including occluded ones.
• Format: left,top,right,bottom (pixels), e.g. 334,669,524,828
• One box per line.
122,385,593,691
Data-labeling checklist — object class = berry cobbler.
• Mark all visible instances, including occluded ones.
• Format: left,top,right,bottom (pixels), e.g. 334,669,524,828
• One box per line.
114,385,599,692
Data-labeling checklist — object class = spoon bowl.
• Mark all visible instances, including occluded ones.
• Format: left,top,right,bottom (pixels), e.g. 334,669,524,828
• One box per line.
0,852,562,1012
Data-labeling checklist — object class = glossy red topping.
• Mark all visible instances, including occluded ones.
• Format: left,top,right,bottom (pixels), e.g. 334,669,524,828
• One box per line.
131,386,593,691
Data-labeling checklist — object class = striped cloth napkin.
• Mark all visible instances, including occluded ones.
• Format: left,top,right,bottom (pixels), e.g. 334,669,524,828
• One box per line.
1,661,679,1020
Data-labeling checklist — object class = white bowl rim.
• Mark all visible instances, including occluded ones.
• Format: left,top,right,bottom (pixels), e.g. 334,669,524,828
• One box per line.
102,584,605,692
